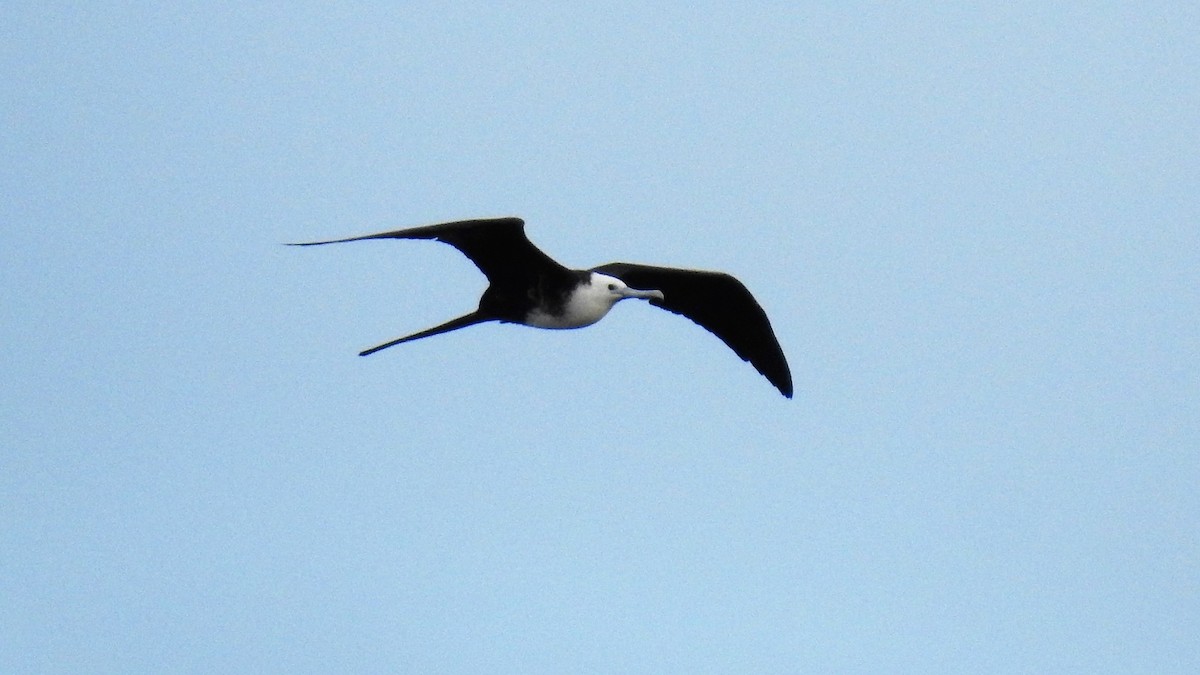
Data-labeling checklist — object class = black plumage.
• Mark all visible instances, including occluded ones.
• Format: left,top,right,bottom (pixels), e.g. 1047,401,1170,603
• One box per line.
291,217,792,397
590,262,792,397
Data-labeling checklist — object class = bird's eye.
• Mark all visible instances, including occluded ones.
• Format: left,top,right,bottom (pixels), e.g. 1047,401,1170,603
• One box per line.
607,283,617,291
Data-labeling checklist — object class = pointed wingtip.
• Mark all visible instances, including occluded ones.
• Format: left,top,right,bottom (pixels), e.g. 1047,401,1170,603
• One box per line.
285,240,340,247
769,377,794,399
777,374,794,399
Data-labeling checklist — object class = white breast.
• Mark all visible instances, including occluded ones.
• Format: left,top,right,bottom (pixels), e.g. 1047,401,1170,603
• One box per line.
523,274,621,329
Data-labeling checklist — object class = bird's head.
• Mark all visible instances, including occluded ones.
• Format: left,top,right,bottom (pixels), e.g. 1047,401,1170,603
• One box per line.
592,273,664,305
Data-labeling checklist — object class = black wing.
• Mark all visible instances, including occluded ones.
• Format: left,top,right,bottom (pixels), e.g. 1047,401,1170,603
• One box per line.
289,217,567,284
593,262,793,398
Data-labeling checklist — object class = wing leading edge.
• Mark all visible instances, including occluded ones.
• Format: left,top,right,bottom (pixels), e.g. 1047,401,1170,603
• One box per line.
288,217,567,284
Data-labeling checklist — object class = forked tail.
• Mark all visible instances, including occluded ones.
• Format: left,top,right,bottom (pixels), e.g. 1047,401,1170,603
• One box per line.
359,311,493,356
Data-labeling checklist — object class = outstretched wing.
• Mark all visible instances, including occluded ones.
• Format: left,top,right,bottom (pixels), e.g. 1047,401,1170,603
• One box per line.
593,262,793,398
289,217,567,284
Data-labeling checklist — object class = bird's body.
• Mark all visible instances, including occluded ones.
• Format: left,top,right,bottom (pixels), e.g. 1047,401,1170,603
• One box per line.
290,217,793,397
522,271,642,328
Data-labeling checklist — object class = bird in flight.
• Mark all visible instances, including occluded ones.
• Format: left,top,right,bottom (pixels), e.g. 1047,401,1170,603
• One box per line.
290,217,792,397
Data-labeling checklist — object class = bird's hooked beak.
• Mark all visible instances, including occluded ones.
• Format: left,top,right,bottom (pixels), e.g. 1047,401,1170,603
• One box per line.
621,286,664,301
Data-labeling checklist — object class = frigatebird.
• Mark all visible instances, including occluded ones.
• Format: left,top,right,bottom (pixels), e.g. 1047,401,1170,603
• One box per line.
290,217,792,397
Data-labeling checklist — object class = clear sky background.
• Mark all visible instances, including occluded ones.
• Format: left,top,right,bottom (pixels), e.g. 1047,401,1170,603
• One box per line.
3,3,1197,673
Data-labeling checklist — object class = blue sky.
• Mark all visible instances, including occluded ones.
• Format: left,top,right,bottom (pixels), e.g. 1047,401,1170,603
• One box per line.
3,3,1197,672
